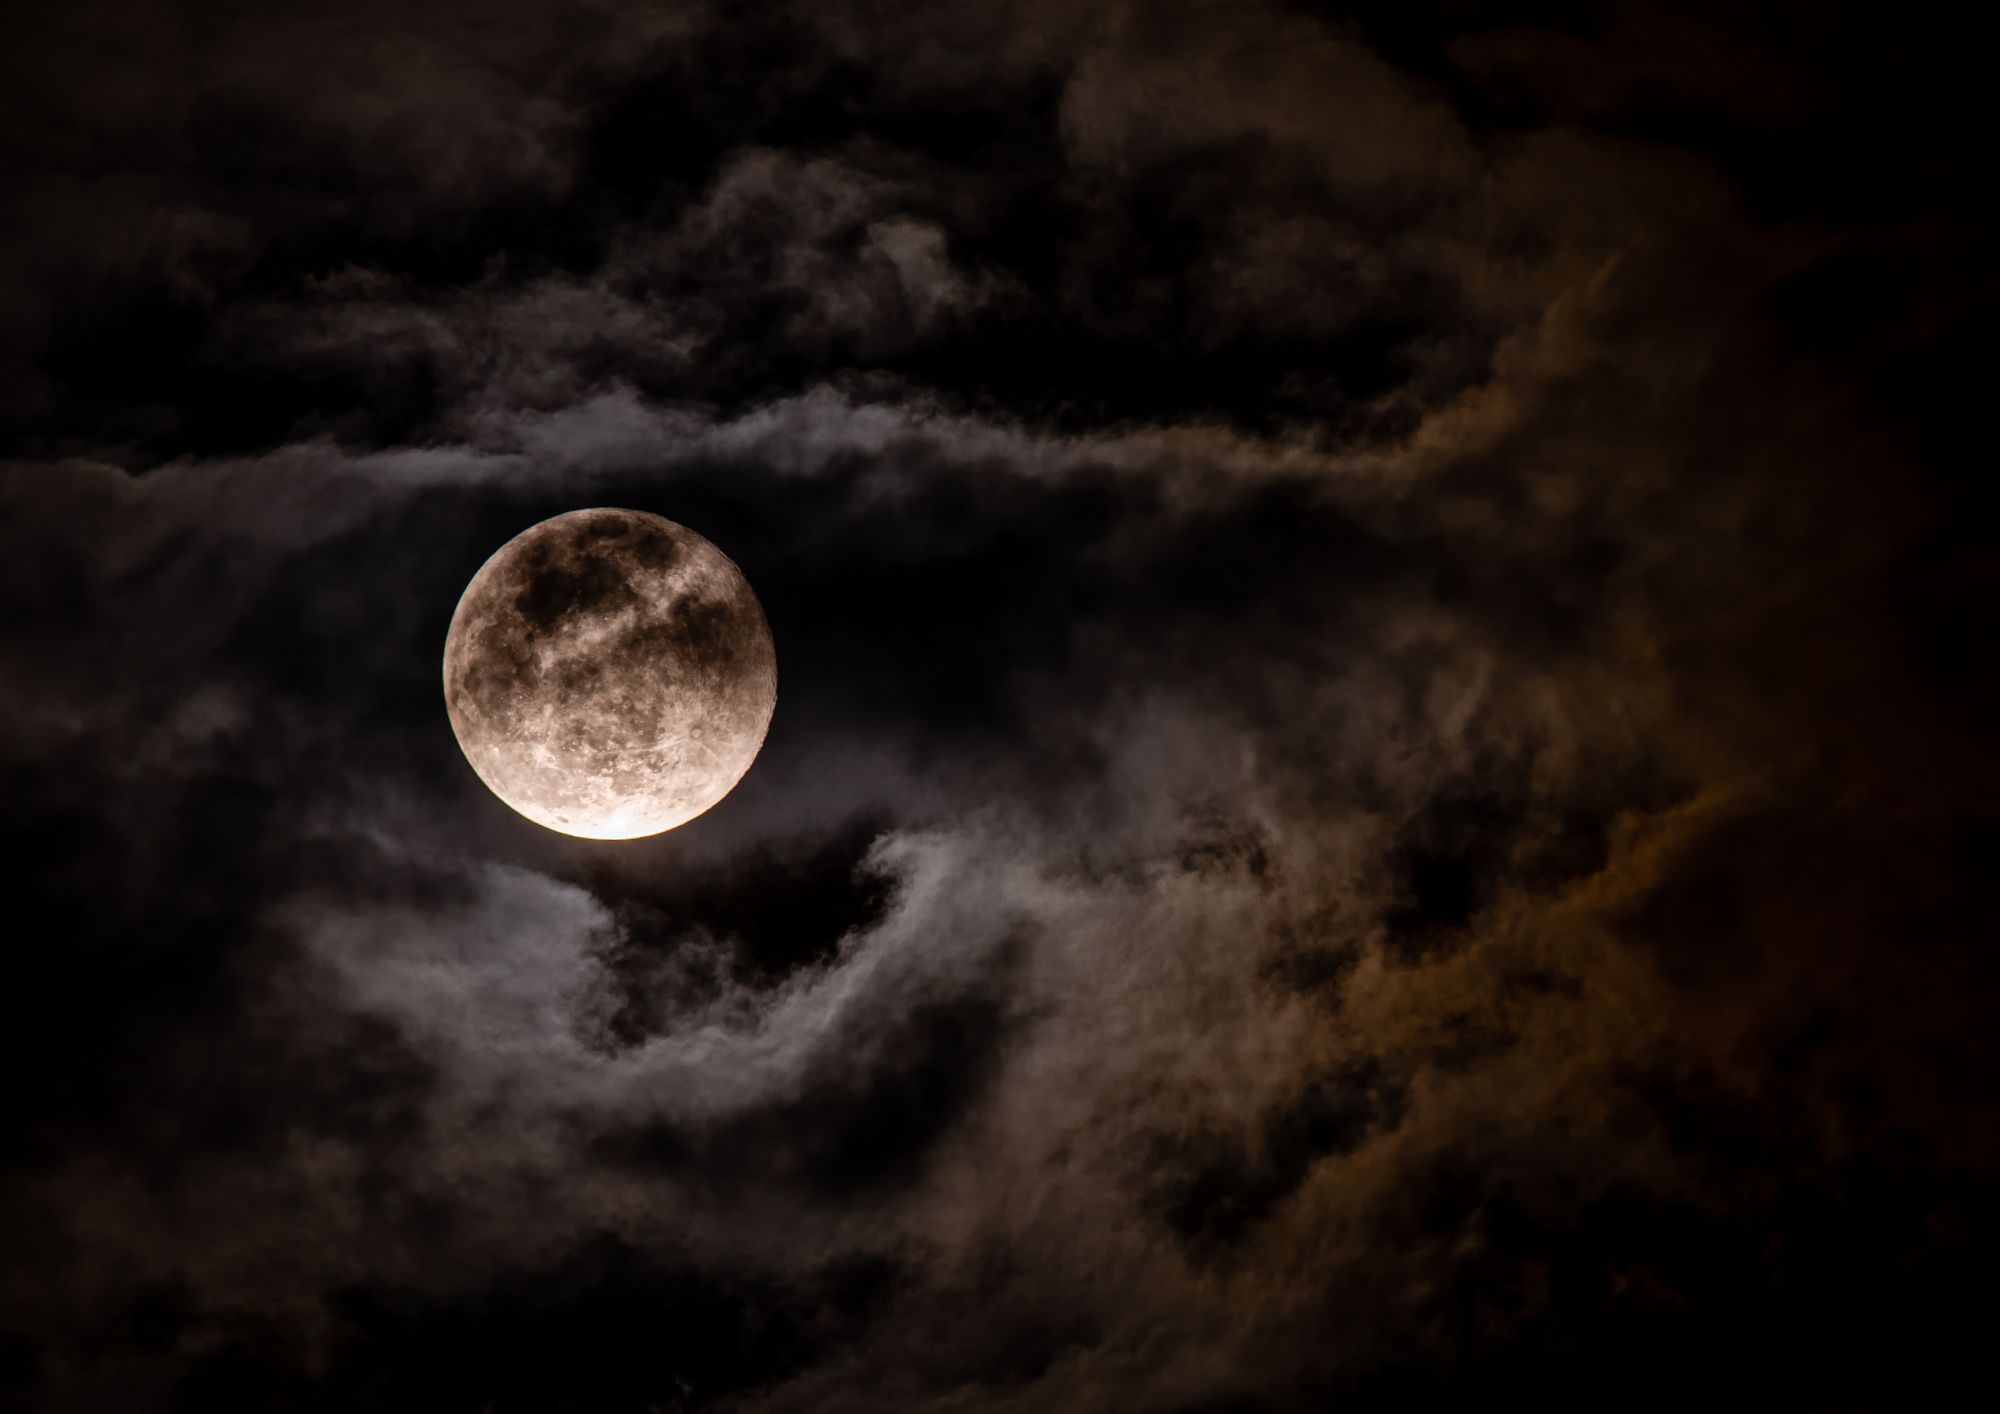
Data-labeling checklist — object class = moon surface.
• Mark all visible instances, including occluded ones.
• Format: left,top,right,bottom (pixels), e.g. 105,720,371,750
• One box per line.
443,508,777,839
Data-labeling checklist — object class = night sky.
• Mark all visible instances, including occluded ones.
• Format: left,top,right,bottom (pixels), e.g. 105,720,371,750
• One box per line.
3,2,1997,1410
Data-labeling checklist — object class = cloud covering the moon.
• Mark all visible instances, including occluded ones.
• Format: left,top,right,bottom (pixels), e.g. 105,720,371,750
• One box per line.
0,0,1995,1410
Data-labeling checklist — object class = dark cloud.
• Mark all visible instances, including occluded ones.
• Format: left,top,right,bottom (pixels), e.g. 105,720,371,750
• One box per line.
1,0,1994,1409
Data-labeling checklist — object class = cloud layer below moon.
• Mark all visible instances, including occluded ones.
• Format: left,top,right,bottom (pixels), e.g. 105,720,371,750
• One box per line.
0,1,1995,1410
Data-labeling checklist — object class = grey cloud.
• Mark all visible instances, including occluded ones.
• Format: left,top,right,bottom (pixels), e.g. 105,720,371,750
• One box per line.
2,1,1991,1409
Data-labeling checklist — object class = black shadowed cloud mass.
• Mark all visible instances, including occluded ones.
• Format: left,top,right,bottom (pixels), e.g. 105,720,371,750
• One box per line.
2,2,1996,1409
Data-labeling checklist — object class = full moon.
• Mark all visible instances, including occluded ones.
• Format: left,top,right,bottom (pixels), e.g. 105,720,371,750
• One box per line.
442,508,777,839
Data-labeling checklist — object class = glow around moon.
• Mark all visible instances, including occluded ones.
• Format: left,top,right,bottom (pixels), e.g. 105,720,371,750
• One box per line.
442,508,777,839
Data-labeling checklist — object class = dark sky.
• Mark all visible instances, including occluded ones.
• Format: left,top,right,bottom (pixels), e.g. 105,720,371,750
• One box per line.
2,2,1996,1410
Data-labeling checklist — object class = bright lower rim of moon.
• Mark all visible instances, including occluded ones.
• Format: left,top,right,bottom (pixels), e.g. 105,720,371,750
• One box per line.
442,508,777,839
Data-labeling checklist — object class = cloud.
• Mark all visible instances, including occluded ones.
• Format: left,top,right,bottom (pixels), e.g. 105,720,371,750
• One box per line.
1,1,1993,1410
